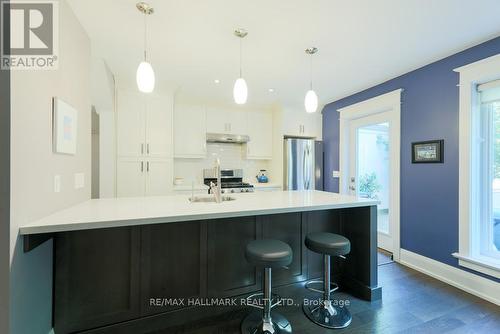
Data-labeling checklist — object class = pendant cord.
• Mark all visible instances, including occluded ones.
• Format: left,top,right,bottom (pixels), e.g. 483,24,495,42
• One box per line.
144,13,148,62
239,38,242,78
309,54,313,90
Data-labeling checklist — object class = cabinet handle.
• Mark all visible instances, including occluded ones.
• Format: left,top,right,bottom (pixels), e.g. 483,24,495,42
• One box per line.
141,161,144,172
147,161,150,172
141,143,144,155
147,143,150,154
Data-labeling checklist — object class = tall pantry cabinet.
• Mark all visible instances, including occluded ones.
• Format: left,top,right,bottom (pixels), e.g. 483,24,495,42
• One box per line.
116,91,173,197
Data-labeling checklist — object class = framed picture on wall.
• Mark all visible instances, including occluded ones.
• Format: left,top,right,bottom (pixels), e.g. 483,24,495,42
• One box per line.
412,140,444,163
53,97,78,155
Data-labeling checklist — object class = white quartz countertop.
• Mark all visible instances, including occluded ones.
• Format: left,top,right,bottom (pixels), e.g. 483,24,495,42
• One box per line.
19,191,378,235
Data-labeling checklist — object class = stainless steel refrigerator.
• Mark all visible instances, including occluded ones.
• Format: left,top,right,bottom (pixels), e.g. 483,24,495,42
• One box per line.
284,138,323,190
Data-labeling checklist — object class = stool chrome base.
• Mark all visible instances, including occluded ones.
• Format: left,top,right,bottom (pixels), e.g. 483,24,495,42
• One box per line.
241,311,292,334
302,300,352,329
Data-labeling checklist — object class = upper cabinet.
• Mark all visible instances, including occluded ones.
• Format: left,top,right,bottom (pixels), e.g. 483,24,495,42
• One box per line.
146,96,173,158
206,108,247,135
117,91,173,158
174,104,207,158
117,92,146,157
283,110,322,139
245,112,273,160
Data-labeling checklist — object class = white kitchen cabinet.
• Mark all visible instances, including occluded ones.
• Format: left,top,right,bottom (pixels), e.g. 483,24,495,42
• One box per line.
117,158,172,197
206,108,247,134
116,158,145,197
145,159,173,196
174,104,207,158
146,96,173,158
245,111,273,159
116,91,174,198
116,92,146,157
117,91,173,158
283,110,322,138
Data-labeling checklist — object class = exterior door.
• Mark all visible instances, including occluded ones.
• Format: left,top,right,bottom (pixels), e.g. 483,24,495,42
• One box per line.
348,111,396,252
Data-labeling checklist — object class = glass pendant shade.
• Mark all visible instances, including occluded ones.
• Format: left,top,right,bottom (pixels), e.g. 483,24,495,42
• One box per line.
136,61,155,93
233,77,248,104
304,89,318,113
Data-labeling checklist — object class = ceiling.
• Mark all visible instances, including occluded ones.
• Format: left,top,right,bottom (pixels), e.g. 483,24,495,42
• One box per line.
67,0,500,110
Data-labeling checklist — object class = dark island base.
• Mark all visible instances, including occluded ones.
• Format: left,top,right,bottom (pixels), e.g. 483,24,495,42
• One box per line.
52,206,379,333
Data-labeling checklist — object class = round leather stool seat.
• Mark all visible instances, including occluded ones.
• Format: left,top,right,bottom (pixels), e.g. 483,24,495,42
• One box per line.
245,239,293,268
305,232,350,256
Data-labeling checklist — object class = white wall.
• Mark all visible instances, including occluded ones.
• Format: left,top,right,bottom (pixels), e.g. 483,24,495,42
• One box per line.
91,58,116,198
9,1,91,333
98,111,116,198
0,12,10,333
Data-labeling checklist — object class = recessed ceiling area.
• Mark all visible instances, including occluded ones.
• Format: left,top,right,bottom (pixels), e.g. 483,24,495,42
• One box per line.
68,0,500,109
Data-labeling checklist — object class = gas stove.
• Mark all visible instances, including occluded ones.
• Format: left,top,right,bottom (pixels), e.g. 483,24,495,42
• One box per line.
203,168,255,194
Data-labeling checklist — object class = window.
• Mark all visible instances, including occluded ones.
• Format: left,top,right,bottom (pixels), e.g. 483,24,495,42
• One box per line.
454,55,500,279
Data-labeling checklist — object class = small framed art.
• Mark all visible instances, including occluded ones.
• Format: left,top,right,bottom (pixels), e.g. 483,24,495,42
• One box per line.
53,97,78,155
411,140,444,163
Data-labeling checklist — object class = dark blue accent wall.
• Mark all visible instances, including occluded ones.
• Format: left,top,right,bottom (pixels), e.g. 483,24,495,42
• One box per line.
322,37,500,280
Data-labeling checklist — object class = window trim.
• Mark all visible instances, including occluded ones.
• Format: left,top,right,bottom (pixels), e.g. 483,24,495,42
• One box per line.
453,54,500,279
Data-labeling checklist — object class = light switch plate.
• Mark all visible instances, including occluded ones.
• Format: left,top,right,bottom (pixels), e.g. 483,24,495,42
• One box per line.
74,173,85,189
332,170,340,178
54,175,61,193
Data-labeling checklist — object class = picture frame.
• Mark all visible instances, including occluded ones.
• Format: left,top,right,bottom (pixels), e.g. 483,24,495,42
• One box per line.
53,97,78,155
412,140,444,163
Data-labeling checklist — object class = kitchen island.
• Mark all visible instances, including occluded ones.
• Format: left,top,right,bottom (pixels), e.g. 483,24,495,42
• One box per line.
20,190,380,334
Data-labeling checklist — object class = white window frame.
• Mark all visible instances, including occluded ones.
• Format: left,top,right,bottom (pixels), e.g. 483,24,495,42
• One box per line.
453,54,500,279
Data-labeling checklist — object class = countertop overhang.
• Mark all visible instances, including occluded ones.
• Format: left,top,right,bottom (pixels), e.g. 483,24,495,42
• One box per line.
19,190,378,235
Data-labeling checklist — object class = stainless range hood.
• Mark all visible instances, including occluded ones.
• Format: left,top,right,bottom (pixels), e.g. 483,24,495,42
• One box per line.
206,133,250,144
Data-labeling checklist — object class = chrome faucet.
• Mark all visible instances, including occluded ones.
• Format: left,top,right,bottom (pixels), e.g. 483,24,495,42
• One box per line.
209,158,222,203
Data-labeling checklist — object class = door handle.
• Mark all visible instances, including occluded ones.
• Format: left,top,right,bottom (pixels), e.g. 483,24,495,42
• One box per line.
147,161,150,172
147,143,150,154
141,161,144,172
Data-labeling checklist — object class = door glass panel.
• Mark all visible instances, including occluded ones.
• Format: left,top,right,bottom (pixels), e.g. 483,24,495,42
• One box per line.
357,123,390,234
479,88,500,256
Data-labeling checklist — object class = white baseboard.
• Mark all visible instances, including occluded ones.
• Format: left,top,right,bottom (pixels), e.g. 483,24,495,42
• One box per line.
399,249,500,306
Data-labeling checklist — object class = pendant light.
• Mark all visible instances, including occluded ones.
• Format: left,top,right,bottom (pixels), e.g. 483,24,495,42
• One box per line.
136,2,155,93
304,47,318,113
233,28,248,105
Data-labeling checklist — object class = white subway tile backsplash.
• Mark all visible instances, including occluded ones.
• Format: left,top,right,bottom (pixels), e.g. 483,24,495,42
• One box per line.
174,143,271,185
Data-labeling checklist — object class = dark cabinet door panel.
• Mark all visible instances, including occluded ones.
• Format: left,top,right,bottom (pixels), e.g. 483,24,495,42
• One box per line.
207,216,260,297
140,221,205,315
54,227,141,333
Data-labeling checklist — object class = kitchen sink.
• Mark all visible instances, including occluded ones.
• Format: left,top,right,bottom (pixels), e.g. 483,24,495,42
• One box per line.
189,195,236,203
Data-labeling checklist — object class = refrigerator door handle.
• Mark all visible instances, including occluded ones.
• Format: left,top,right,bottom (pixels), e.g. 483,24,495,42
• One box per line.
304,146,311,190
302,147,307,189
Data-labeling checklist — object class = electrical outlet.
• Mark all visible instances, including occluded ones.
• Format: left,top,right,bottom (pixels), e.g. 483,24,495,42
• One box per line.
332,170,340,178
54,175,61,193
74,173,85,189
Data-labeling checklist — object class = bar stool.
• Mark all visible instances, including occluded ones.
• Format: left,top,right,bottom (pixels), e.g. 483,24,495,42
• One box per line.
241,239,293,334
303,232,352,329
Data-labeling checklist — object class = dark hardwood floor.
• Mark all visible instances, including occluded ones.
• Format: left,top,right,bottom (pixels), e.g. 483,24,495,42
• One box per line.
149,255,500,334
